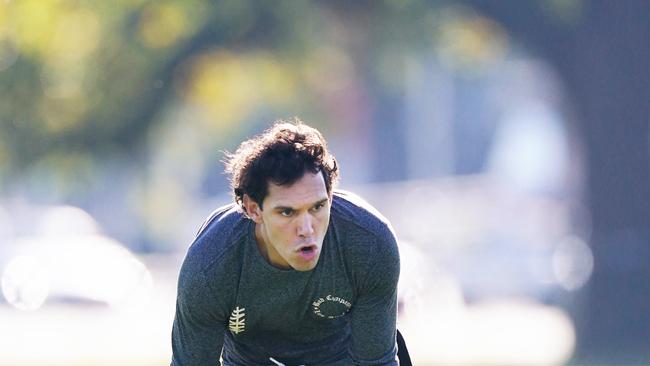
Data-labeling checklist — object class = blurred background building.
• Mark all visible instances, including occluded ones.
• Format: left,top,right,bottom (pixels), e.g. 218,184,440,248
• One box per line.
0,0,648,365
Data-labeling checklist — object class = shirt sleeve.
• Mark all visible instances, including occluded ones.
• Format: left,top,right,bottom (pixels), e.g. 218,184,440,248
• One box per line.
348,226,401,365
171,265,227,366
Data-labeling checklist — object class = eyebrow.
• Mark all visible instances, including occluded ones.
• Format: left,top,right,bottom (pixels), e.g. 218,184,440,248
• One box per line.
272,198,329,211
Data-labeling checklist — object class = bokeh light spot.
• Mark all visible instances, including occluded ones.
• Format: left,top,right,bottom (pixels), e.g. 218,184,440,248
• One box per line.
181,50,259,126
436,7,508,75
1,255,50,311
138,3,188,49
46,7,101,62
553,236,594,291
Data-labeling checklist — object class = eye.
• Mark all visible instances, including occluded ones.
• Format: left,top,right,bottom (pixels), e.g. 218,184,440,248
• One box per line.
311,202,325,212
280,208,294,217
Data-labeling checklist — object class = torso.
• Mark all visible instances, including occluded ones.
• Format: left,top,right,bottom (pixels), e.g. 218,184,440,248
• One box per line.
193,191,395,365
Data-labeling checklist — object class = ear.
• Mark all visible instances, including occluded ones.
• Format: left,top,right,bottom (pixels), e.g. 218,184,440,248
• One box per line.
243,194,263,224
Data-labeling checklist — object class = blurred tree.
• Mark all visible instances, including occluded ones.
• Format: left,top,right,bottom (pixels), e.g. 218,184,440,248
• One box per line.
0,0,325,193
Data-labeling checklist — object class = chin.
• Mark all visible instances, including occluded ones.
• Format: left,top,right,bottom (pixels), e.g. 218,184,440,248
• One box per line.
293,266,315,272
291,258,319,272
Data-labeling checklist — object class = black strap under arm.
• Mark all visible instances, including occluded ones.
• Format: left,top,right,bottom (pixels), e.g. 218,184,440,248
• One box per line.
396,329,412,366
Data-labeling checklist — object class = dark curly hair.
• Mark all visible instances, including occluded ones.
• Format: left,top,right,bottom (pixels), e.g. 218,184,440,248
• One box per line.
224,119,339,212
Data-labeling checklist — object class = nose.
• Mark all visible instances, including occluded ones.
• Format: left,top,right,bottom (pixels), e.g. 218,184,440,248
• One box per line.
296,213,315,237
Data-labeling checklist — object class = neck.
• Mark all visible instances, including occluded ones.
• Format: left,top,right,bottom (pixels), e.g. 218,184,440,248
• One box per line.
254,223,269,261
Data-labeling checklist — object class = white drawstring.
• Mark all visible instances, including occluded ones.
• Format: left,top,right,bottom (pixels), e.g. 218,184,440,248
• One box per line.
269,357,284,366
269,357,305,366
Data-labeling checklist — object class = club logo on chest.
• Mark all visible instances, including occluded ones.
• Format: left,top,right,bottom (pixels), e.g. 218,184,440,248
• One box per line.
312,294,352,319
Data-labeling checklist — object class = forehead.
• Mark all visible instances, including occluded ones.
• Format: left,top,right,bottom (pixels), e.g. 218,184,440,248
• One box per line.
264,172,328,207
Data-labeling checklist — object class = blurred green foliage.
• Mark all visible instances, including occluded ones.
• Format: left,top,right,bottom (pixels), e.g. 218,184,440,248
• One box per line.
0,1,252,180
0,0,525,202
0,0,440,194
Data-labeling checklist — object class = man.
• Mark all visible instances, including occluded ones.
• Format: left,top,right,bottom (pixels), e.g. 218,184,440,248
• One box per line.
171,120,402,365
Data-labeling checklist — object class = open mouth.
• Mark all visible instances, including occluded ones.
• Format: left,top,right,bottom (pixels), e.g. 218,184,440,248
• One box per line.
299,245,316,254
296,243,319,259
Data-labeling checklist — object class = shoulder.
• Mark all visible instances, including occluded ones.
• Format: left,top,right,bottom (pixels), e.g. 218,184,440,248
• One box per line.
330,190,400,291
330,190,399,262
331,189,397,244
175,204,246,313
180,203,249,280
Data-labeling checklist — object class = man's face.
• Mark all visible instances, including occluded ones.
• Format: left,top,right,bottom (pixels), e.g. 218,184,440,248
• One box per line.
245,172,331,271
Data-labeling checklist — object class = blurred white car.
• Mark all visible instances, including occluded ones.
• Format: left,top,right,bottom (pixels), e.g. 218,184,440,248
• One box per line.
1,205,152,311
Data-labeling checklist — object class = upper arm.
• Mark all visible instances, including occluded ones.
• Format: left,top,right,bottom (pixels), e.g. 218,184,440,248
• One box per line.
171,266,227,366
348,228,401,365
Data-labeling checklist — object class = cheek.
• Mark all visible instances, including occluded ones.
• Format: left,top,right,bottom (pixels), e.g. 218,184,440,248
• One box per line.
268,219,294,241
316,212,331,233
